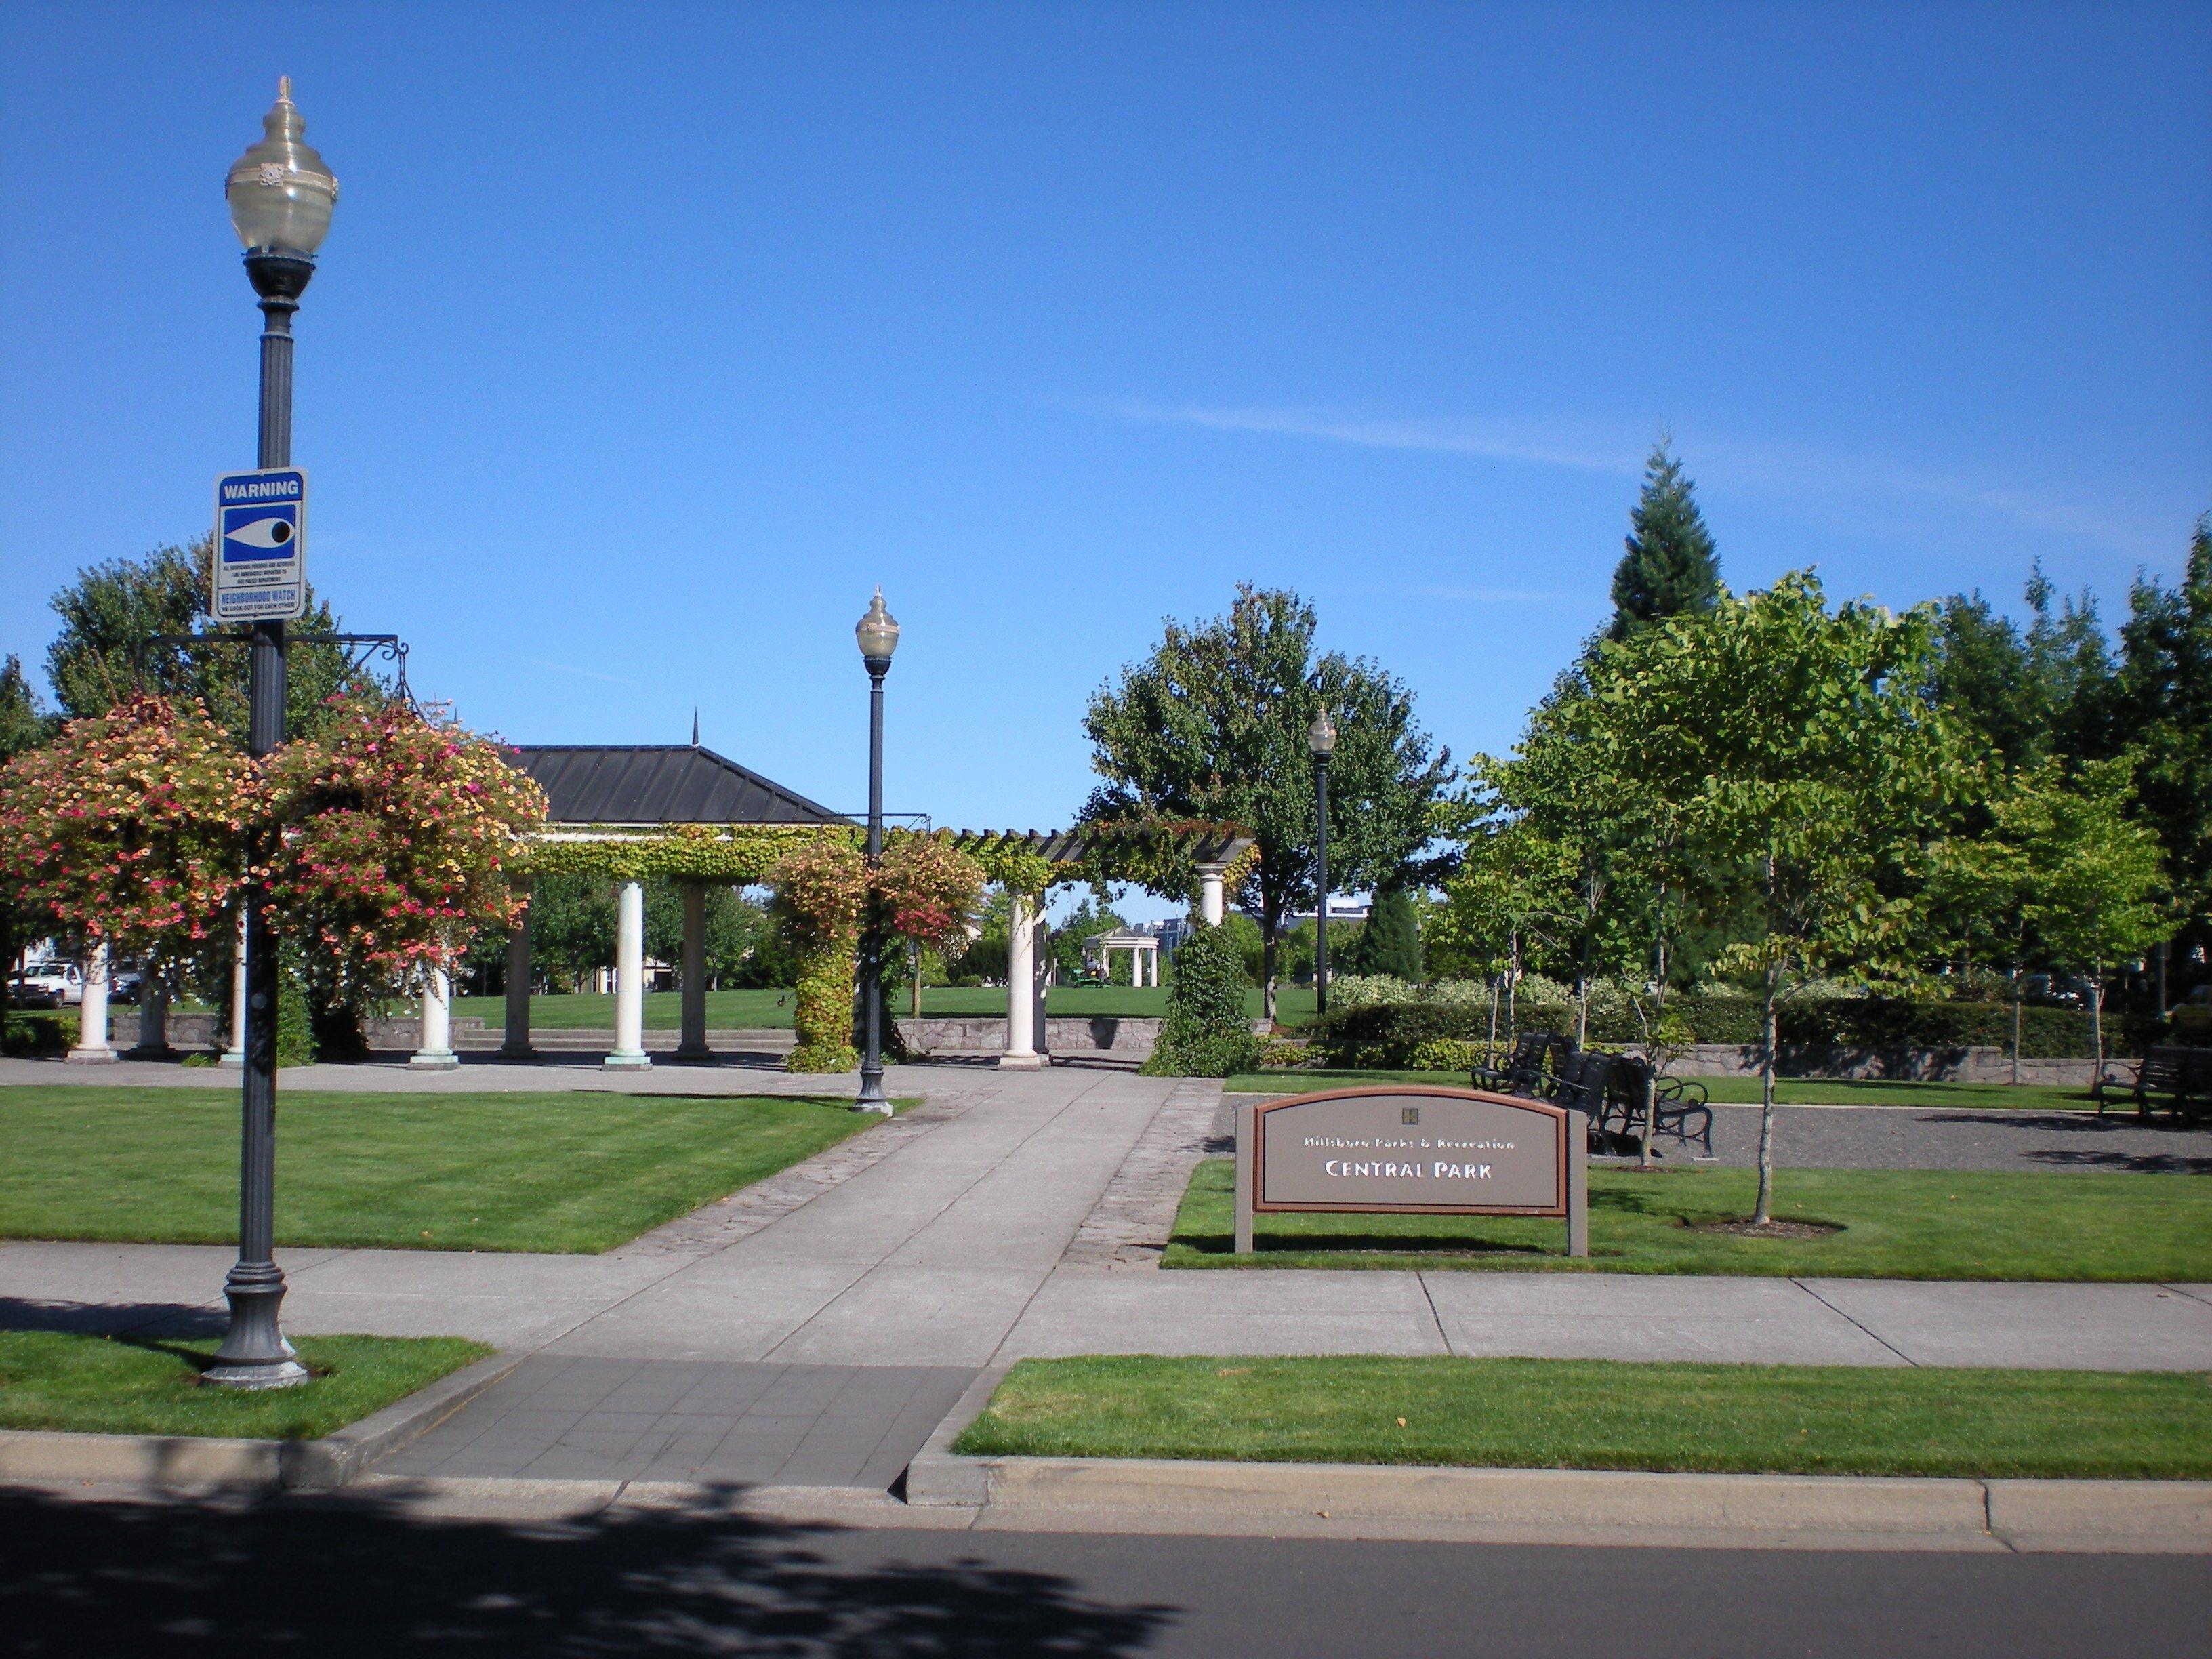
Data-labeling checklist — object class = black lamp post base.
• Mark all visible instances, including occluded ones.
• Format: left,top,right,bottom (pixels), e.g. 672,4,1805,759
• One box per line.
853,1066,893,1113
207,1271,307,1390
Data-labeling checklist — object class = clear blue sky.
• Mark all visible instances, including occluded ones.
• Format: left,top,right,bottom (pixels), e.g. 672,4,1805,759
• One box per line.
5,3,2208,909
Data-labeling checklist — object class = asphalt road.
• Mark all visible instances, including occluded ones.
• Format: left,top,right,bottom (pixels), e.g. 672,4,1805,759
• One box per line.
2,1487,2204,1657
1695,1104,2212,1173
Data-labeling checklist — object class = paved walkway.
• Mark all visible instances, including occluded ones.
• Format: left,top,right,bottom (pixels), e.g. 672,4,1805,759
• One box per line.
5,1061,2210,1490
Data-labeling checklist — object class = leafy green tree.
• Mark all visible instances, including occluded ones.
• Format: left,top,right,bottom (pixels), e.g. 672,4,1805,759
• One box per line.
524,872,617,991
1933,562,2112,773
1350,884,1422,981
2104,517,2212,956
0,657,54,762
1084,586,1449,1019
1607,437,1720,641
1583,575,1969,1223
45,536,372,738
1048,897,1128,982
1141,920,1258,1076
2005,760,2173,1069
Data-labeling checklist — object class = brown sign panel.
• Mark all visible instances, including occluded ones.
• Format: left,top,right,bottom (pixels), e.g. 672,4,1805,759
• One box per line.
1252,1087,1570,1217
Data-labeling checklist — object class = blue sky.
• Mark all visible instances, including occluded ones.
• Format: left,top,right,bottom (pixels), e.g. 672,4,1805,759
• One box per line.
4,2,2208,918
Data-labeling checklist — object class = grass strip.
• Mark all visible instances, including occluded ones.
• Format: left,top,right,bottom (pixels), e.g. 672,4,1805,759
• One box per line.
0,1086,888,1254
1166,1158,2212,1280
954,1355,2212,1480
1223,1071,2100,1110
0,1332,491,1441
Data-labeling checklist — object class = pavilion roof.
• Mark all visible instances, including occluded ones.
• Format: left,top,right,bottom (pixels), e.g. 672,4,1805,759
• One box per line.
508,745,846,827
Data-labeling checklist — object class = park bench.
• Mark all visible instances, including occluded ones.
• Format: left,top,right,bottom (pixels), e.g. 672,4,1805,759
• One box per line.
1606,1054,1716,1158
2092,1045,2211,1123
1471,1030,1561,1097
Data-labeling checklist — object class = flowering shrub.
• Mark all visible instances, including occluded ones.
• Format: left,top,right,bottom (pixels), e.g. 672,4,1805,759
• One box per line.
263,697,545,997
872,837,984,954
767,836,867,949
0,695,256,972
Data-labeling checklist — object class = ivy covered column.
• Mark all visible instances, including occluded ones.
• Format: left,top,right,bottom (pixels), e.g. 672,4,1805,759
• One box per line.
1001,891,1041,1069
605,879,651,1070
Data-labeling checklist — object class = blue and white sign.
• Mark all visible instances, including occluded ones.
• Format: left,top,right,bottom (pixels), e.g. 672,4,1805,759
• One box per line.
211,467,308,621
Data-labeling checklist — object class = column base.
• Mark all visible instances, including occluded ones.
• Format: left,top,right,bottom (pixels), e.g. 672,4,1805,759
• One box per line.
500,1041,535,1060
220,1050,244,1066
998,1052,1044,1070
65,1048,119,1065
127,1044,179,1061
673,1044,714,1061
409,1050,461,1071
602,1051,653,1071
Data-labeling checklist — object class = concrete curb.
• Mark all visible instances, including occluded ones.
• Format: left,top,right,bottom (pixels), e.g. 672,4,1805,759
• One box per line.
905,1370,2212,1552
0,1351,519,1492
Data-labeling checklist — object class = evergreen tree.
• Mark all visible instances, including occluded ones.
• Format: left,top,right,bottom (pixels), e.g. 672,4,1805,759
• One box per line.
1351,884,1424,980
1607,437,1721,640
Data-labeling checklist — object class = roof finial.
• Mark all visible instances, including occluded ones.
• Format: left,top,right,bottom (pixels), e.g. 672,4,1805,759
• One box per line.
691,708,700,746
278,75,293,103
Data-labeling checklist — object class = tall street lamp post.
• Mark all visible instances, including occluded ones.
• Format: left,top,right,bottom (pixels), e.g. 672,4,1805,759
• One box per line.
205,79,336,1389
853,590,900,1113
1308,710,1337,1019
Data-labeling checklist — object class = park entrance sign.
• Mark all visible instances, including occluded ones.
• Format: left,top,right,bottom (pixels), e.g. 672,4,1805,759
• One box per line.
211,467,308,621
1233,1086,1587,1257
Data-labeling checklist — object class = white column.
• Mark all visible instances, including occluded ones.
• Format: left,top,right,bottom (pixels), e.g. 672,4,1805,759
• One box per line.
411,963,459,1069
223,909,248,1064
1198,864,1225,927
605,880,651,1069
676,881,709,1059
1000,891,1040,1069
66,939,117,1064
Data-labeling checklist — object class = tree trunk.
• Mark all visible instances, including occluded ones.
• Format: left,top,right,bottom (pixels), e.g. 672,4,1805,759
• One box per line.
1575,979,1589,1050
2011,978,2022,1087
1754,969,1779,1226
2089,966,2106,1076
1261,923,1278,1027
1506,930,1520,1039
1486,977,1499,1069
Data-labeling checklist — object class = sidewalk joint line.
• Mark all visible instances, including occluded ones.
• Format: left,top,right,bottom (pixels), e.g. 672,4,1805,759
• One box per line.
1416,1271,1452,1355
1790,1277,1918,1366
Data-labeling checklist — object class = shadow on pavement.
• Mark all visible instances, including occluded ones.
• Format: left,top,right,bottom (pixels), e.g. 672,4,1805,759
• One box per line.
0,1297,223,1338
0,1484,1177,1656
2022,1149,2212,1174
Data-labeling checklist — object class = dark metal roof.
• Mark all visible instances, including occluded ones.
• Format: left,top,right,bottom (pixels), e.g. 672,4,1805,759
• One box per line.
508,745,848,827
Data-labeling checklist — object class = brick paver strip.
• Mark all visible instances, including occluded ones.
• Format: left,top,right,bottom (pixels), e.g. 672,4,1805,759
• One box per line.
1059,1078,1225,1271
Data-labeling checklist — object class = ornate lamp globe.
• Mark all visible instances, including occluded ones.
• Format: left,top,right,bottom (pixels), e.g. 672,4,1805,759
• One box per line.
226,77,338,258
1307,710,1338,758
856,589,901,667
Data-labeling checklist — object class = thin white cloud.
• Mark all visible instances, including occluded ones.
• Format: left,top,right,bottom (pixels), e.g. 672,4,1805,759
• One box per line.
1107,401,2178,562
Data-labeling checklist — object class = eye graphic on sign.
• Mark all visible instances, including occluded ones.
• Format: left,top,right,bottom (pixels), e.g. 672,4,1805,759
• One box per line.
226,516,295,549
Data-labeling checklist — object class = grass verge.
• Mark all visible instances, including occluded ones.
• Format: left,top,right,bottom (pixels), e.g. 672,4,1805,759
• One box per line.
953,1355,2212,1480
0,1086,890,1253
1223,1071,2099,1110
0,1332,491,1440
1165,1158,2212,1279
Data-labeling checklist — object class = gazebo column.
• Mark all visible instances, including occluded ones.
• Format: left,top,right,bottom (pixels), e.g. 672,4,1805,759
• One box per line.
1031,911,1051,1061
66,939,117,1065
1198,863,1226,926
222,909,247,1065
676,880,710,1059
605,880,652,1070
501,901,533,1058
129,972,175,1059
411,964,459,1069
1001,891,1041,1069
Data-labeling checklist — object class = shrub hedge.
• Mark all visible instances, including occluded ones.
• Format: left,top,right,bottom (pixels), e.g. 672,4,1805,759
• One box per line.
1309,995,2169,1067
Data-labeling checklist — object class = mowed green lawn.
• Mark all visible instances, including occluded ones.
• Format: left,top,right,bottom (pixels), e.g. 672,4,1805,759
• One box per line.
456,985,1311,1029
1225,1069,2100,1111
1166,1158,2212,1280
0,1332,491,1440
0,1086,888,1253
955,1355,2212,1480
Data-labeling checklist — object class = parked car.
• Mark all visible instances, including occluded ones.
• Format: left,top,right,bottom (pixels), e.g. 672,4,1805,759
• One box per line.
108,968,143,1005
15,964,83,1006
7,976,62,1010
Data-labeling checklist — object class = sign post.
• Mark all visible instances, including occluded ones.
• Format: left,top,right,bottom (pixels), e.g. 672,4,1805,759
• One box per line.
1235,1086,1588,1258
211,467,308,623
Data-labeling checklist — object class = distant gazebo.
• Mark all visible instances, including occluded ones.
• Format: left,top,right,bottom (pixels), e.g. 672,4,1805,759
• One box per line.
1083,927,1162,988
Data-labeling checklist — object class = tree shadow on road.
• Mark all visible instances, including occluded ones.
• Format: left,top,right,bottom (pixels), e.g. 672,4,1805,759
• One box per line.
0,1483,1177,1656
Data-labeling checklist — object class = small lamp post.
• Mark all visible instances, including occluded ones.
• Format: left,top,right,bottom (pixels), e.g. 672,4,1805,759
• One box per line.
1308,710,1337,1018
207,78,337,1389
853,590,899,1113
